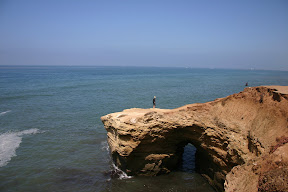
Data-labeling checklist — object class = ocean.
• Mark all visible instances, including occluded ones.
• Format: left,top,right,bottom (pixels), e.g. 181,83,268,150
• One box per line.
1,66,288,192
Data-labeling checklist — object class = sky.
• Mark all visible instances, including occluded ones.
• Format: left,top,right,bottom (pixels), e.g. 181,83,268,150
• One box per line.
0,0,288,70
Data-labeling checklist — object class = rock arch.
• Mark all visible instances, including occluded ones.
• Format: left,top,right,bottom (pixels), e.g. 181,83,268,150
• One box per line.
101,86,288,192
180,143,196,172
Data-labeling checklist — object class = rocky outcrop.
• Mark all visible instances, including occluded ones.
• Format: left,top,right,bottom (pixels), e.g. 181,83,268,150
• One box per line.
101,86,288,192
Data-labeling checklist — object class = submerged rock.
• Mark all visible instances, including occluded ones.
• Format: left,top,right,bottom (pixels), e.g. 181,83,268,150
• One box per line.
101,86,288,192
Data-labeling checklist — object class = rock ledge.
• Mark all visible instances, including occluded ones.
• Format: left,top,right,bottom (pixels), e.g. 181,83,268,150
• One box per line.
101,86,288,192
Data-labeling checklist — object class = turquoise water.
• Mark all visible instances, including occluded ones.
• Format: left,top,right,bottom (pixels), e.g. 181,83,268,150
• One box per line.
1,66,288,192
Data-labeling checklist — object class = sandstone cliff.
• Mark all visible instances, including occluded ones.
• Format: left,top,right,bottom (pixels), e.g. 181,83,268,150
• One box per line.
101,86,288,192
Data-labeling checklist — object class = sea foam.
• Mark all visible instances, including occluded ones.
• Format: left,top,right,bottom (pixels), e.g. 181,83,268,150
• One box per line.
0,128,41,167
101,141,109,153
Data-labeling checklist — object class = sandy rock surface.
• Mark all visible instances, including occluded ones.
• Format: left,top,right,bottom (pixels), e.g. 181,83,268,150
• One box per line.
102,86,288,192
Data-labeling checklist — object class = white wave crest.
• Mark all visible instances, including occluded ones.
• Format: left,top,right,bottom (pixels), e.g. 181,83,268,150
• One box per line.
112,163,132,180
17,128,41,136
0,128,42,167
101,140,131,179
0,110,11,116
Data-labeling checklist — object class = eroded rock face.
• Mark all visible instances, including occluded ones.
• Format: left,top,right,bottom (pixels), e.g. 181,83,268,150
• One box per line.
101,86,288,192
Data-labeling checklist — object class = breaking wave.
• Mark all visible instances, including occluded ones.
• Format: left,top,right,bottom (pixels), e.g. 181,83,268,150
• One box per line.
101,140,132,180
111,163,132,180
0,128,42,167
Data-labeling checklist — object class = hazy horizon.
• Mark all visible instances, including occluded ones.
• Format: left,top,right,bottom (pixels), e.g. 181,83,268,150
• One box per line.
1,0,288,71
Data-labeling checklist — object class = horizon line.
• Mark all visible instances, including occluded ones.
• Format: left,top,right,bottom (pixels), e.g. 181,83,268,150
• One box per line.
0,65,287,72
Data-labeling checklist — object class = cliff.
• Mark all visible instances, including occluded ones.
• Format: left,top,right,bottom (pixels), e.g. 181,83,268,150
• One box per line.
101,86,288,192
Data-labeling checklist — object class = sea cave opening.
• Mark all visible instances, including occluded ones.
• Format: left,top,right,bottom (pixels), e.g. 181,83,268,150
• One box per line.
180,143,197,173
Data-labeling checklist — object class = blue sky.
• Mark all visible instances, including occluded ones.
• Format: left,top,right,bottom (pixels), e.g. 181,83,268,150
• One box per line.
0,0,288,70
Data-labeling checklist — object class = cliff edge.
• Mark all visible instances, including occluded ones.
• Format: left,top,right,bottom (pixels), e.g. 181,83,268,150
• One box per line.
101,86,288,192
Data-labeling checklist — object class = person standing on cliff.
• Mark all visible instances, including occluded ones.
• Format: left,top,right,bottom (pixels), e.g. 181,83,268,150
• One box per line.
153,96,156,108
